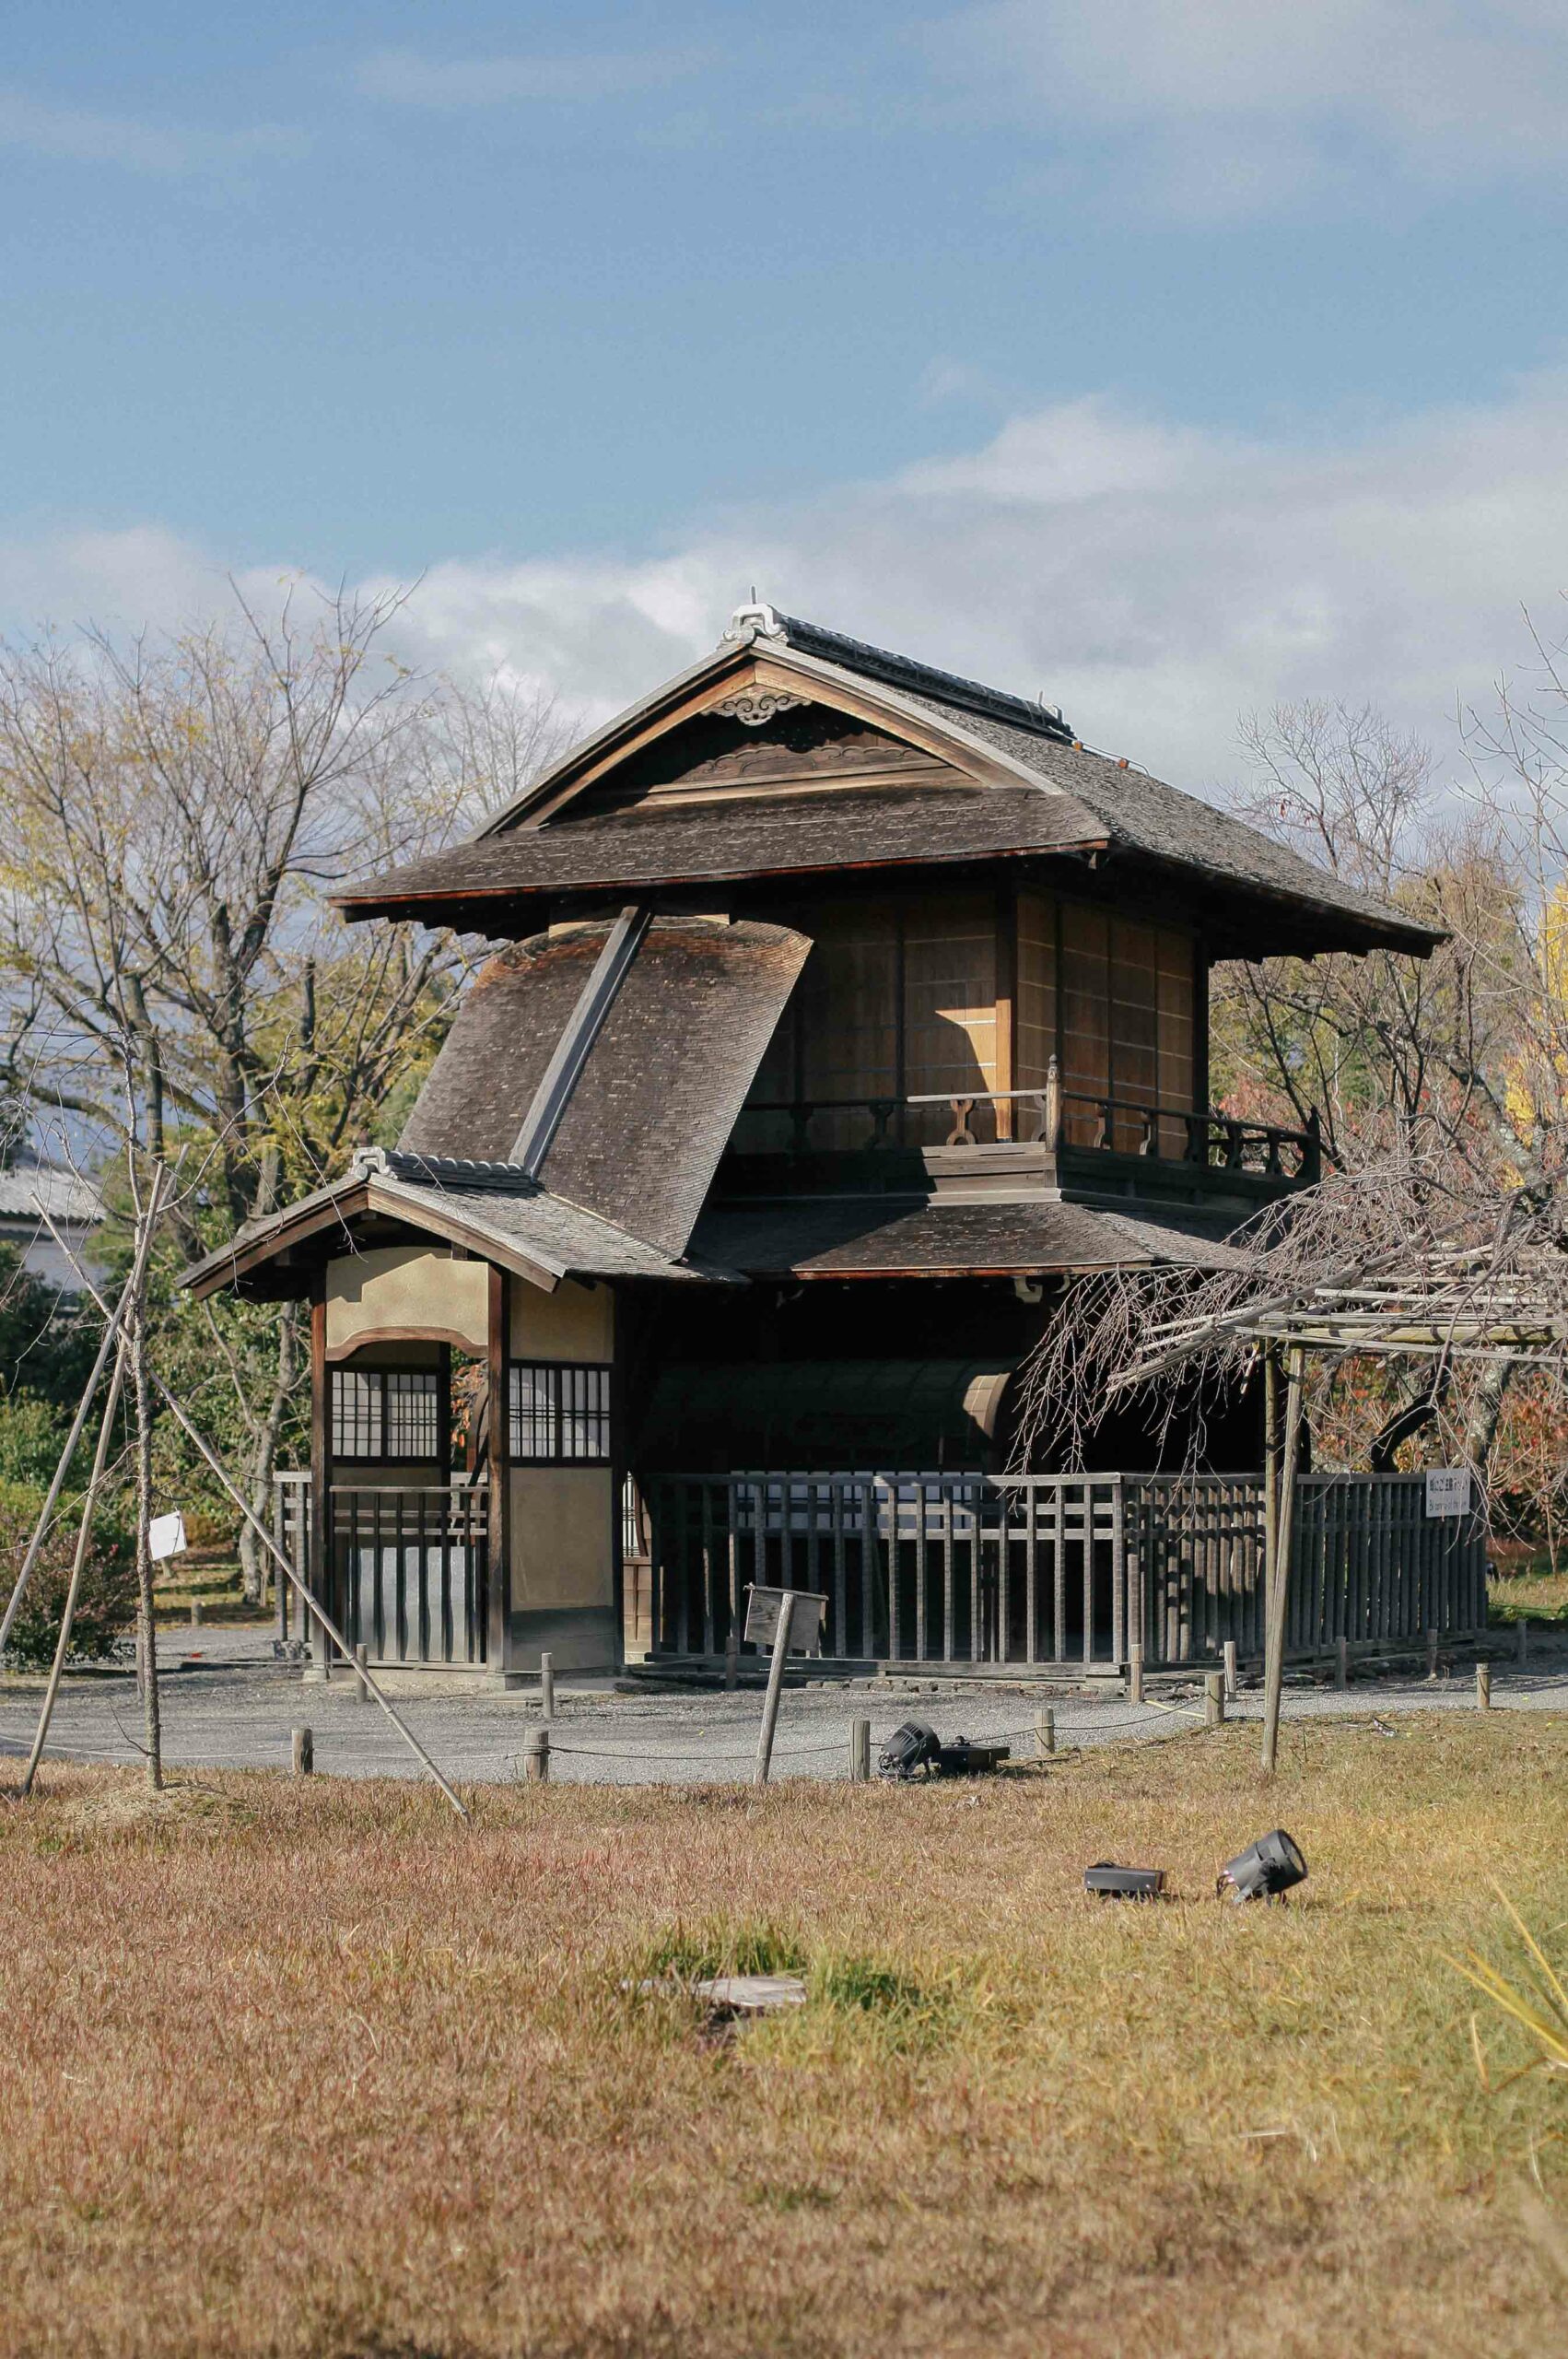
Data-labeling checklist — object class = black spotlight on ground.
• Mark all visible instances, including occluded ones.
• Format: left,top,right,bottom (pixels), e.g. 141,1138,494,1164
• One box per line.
877,1720,942,1780
1218,1829,1308,1904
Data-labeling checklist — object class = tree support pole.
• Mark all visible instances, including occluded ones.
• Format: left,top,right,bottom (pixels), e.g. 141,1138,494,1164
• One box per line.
0,1260,136,1656
18,1339,132,1797
34,1200,470,1822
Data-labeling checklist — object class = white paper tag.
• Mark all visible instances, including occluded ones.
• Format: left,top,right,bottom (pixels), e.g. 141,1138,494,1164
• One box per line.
148,1510,188,1562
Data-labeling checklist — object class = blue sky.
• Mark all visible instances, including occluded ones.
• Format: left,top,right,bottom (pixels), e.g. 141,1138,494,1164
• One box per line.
6,2,1568,783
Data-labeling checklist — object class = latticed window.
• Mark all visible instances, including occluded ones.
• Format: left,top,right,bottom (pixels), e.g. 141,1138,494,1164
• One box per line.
331,1369,441,1461
509,1362,613,1465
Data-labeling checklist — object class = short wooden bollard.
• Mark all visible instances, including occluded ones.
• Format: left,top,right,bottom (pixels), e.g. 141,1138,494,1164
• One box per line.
540,1650,555,1722
1035,1708,1056,1757
848,1718,871,1783
1425,1627,1439,1681
1517,1619,1529,1664
1205,1672,1225,1729
189,1595,203,1627
523,1727,550,1782
1476,1662,1492,1711
1336,1637,1350,1691
354,1642,369,1703
1128,1643,1144,1704
291,1726,313,1777
1223,1639,1238,1700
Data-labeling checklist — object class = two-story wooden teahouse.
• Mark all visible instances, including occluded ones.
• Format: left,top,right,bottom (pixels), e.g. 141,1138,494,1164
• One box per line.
187,606,1445,1685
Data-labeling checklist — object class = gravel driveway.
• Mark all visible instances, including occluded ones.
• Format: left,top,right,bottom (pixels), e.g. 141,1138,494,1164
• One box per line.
2,1624,1565,1788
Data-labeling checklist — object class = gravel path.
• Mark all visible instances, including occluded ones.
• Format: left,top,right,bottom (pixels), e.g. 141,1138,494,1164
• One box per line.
2,1625,1565,1787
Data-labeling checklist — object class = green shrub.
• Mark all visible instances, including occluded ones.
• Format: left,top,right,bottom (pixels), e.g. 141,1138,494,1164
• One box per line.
0,1477,138,1670
0,1397,71,1487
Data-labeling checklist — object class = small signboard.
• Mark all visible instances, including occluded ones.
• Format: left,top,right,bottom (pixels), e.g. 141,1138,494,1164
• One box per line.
148,1511,188,1563
1424,1468,1471,1520
743,1584,828,1652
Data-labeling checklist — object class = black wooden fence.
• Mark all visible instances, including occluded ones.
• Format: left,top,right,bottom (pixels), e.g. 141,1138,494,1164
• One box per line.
640,1470,1488,1672
273,1476,489,1666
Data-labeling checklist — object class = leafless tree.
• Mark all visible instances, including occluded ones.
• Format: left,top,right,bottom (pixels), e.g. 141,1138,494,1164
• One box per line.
0,581,568,1595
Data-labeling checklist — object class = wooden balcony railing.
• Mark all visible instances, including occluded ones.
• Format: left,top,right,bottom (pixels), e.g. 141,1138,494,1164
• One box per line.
740,1057,1321,1184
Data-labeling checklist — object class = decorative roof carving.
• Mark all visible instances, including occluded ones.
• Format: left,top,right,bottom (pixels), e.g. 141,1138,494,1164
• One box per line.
713,689,806,728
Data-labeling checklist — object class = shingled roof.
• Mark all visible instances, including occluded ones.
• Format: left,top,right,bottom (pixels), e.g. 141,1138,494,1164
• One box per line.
333,605,1440,958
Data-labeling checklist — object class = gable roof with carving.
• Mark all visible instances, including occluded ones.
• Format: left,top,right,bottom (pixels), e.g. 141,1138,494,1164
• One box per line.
332,604,1439,958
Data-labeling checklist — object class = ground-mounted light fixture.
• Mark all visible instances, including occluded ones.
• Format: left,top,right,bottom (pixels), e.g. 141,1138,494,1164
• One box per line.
1218,1829,1308,1903
877,1720,942,1779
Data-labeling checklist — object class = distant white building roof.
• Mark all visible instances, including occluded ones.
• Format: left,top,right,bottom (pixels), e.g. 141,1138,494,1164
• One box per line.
0,1156,105,1227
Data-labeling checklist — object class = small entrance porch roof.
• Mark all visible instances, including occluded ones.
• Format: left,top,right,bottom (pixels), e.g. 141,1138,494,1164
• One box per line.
181,1147,728,1302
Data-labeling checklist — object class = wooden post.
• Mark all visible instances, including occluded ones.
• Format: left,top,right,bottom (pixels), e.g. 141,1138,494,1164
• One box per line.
848,1717,871,1783
354,1642,369,1702
291,1726,313,1777
190,1595,203,1627
1426,1625,1439,1681
487,1264,511,1673
1517,1618,1528,1664
753,1591,797,1788
1205,1671,1225,1728
1128,1641,1144,1704
1043,1053,1062,1153
523,1726,550,1781
1035,1708,1056,1757
540,1649,555,1722
1261,1345,1304,1776
1336,1635,1350,1690
1223,1638,1238,1699
1476,1661,1492,1711
994,882,1016,1142
305,1275,332,1684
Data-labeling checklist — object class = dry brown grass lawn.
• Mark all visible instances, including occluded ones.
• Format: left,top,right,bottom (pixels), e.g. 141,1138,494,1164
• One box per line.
2,1716,1566,2359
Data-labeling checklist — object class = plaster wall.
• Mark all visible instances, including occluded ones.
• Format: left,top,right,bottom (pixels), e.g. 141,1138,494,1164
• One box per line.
325,1246,487,1358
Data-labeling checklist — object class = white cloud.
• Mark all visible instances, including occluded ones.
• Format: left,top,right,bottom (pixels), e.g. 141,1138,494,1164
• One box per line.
355,46,710,109
0,87,300,174
930,1,1568,214
10,370,1568,797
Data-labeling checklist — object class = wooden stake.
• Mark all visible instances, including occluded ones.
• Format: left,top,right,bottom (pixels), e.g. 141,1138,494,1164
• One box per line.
292,1726,313,1776
1205,1672,1225,1729
523,1726,550,1782
539,1649,555,1722
354,1642,369,1702
1517,1618,1528,1664
1128,1642,1144,1704
1036,1708,1056,1757
1336,1636,1350,1690
848,1717,871,1782
1261,1345,1304,1776
1476,1661,1492,1711
1223,1638,1238,1699
754,1591,797,1788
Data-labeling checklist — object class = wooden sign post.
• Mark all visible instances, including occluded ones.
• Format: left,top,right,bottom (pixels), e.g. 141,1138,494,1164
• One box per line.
746,1584,827,1789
